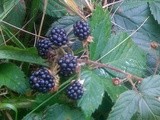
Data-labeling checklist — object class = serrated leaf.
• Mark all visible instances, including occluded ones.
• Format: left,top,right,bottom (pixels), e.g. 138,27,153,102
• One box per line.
78,69,105,116
0,46,47,66
101,32,146,77
139,96,160,120
0,63,28,94
139,75,160,97
94,68,127,102
149,1,160,24
112,0,160,75
89,6,111,60
42,104,85,120
108,90,140,120
112,1,160,50
40,0,66,18
4,0,26,27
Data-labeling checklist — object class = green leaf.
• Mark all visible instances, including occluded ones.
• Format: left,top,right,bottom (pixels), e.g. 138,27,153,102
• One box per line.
78,69,105,116
94,68,127,102
108,90,140,120
42,104,85,120
40,0,66,18
0,0,20,20
0,46,47,66
89,6,111,60
112,0,160,76
112,1,160,51
0,63,28,94
4,0,26,27
101,32,146,77
23,113,42,120
139,75,160,97
139,96,160,120
149,1,160,24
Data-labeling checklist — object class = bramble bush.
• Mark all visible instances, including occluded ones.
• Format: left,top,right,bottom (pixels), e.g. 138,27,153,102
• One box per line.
0,0,160,120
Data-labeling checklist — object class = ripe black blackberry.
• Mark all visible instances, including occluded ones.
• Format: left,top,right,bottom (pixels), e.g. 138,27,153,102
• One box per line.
58,54,77,76
66,81,84,100
29,68,55,93
36,39,53,58
73,20,90,40
49,27,68,47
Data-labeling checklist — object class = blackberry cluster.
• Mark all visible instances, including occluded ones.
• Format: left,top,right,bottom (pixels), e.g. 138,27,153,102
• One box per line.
73,20,90,40
66,81,84,100
58,54,77,76
36,39,53,58
29,68,55,93
49,27,68,47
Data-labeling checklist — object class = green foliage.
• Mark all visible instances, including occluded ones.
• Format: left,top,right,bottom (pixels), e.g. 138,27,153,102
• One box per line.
42,104,85,120
108,90,140,120
139,96,160,120
0,46,47,66
40,0,66,18
149,1,160,24
112,0,160,49
89,6,111,60
4,0,26,27
101,32,146,77
139,75,160,97
1,25,25,48
95,69,127,102
0,63,28,94
78,69,105,116
108,75,160,120
23,113,42,120
1,0,160,120
0,0,20,20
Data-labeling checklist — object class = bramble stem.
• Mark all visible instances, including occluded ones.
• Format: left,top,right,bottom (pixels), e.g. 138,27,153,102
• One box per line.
78,59,143,82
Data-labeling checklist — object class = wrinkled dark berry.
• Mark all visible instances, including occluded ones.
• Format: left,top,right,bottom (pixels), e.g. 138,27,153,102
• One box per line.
36,39,53,58
49,27,68,47
73,20,90,40
58,54,77,76
29,68,55,93
66,81,84,100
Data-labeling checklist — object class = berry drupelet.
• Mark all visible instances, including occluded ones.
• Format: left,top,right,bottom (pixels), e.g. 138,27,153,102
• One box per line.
73,20,90,40
36,39,53,58
49,27,68,47
58,54,77,76
66,81,84,100
29,68,55,93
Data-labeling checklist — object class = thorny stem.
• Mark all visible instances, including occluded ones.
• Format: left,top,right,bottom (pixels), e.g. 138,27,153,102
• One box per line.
78,59,143,82
127,75,138,92
154,58,160,75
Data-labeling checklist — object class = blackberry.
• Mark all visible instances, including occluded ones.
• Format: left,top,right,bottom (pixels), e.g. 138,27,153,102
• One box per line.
66,81,84,100
73,20,90,40
58,54,77,76
29,68,55,93
36,39,53,58
49,27,68,47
